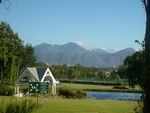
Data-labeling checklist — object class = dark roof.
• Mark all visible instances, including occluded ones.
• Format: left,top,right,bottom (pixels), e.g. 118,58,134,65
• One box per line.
36,68,47,81
27,67,48,81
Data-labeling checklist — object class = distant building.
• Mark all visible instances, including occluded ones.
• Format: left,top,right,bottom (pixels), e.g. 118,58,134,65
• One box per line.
104,72,111,77
15,67,59,97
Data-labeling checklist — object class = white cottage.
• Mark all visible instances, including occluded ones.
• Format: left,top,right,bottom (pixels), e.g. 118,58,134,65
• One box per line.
15,67,59,96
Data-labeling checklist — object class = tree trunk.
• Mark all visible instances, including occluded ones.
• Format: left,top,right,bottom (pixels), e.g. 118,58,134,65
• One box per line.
144,1,150,113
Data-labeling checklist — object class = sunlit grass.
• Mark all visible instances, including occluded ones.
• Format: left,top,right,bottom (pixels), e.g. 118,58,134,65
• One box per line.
57,83,141,92
0,96,137,113
38,98,136,113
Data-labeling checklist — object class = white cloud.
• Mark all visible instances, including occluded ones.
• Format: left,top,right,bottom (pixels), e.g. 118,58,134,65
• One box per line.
100,47,122,53
73,41,88,47
109,48,122,52
100,47,108,51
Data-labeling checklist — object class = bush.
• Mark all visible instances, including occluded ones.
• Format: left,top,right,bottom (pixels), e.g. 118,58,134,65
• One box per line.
58,88,86,99
134,102,143,113
134,94,144,113
112,86,129,89
0,99,39,113
76,90,87,98
0,85,14,96
22,88,28,94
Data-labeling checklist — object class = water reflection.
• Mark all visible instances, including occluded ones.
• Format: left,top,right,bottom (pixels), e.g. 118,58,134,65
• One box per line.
86,91,142,100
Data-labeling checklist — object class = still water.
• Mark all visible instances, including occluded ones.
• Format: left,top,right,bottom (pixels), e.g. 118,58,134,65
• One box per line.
86,91,142,100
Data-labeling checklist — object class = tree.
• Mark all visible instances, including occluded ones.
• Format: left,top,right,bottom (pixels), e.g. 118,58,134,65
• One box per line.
67,67,80,80
35,62,49,67
97,71,106,80
49,65,61,79
117,65,127,79
0,22,24,84
110,71,120,81
124,51,144,88
0,22,36,84
21,43,36,67
140,0,150,112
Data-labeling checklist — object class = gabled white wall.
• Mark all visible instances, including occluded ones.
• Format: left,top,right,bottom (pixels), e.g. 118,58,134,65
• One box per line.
15,68,39,84
41,68,56,85
15,67,58,95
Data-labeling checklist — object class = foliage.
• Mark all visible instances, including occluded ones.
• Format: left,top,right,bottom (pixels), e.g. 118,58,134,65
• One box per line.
67,67,80,79
134,102,143,113
139,0,150,112
49,64,120,81
21,44,36,67
0,99,39,113
124,51,144,88
134,94,144,113
0,85,14,96
123,50,145,112
58,88,86,99
117,65,128,79
49,65,62,79
35,62,49,67
0,22,36,85
110,70,120,81
0,22,23,84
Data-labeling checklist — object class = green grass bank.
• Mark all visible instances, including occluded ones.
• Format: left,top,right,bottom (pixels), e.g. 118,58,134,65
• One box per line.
38,98,136,113
57,83,142,93
0,96,137,113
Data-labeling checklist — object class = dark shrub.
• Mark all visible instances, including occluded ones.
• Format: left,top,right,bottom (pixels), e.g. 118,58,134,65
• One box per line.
76,90,86,98
58,88,86,99
112,86,129,89
22,88,28,94
0,85,14,96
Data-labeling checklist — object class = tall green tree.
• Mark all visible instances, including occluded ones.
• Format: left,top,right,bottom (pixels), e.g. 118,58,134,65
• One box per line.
117,65,127,79
0,22,36,84
0,22,23,84
21,43,36,67
49,65,61,79
124,51,144,88
140,0,150,112
67,67,80,80
126,1,150,112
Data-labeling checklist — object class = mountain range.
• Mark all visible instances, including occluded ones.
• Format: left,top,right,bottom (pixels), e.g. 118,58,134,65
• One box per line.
34,42,136,67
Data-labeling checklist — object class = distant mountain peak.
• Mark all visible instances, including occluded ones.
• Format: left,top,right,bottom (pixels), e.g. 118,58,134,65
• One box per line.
115,47,136,53
91,48,107,54
36,43,51,47
34,42,136,67
60,42,87,53
64,42,80,47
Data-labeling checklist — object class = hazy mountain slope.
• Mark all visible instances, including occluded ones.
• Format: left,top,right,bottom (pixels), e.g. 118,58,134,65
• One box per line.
34,43,136,67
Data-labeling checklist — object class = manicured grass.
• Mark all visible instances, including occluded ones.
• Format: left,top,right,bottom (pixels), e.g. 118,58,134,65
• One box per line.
57,83,142,93
38,98,136,113
58,83,111,89
0,96,137,113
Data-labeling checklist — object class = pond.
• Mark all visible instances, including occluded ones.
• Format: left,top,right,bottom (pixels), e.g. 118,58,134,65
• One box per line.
86,91,142,100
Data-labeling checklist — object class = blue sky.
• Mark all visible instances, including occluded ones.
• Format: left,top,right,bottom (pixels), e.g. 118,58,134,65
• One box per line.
0,0,146,52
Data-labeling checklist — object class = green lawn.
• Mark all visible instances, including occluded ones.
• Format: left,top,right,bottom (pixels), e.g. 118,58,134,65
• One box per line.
0,83,140,113
58,83,112,90
57,83,141,92
0,96,137,113
37,98,137,113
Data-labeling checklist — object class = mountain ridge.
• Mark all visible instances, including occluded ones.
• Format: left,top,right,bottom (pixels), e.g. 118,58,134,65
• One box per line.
34,42,136,67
